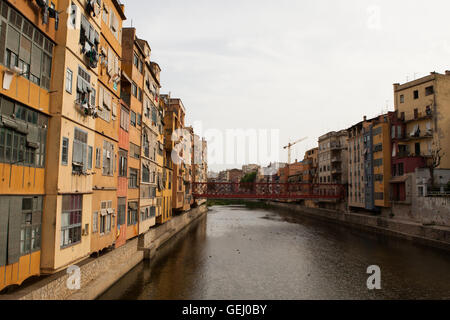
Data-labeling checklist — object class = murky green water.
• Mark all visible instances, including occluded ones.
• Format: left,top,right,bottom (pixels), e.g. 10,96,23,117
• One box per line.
99,205,450,300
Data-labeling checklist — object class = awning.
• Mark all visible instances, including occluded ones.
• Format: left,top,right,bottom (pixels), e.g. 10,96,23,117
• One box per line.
2,116,18,129
128,202,138,210
390,176,409,184
100,209,107,216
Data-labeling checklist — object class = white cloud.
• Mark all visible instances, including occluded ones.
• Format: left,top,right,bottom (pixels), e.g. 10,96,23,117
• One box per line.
125,0,450,171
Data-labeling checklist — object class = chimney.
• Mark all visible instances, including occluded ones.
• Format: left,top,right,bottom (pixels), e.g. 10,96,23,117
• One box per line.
363,116,367,122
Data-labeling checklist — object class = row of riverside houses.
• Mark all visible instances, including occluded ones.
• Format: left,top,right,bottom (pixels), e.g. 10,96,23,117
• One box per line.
225,73,450,219
269,71,450,222
0,0,208,292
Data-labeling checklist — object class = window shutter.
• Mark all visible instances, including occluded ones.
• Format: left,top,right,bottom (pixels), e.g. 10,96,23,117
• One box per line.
30,44,42,77
0,197,8,266
114,54,119,75
112,100,117,117
19,35,31,63
107,47,113,75
7,197,21,265
98,85,104,110
6,25,19,54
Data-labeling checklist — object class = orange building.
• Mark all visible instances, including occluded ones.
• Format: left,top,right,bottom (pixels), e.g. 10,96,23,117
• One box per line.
0,0,58,291
120,28,144,240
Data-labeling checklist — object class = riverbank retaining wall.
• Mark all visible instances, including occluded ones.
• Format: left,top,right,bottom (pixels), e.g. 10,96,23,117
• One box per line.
268,201,450,251
1,205,208,300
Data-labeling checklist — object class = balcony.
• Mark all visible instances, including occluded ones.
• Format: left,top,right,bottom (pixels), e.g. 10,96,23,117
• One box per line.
331,168,342,175
330,144,343,151
331,157,341,163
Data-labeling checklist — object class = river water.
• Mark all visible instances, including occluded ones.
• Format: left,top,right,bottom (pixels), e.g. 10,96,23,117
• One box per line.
98,205,450,300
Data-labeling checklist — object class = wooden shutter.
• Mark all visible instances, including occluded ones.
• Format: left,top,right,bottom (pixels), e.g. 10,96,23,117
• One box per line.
0,21,7,64
98,85,104,110
6,25,19,54
112,100,117,117
7,197,21,265
0,197,8,266
107,47,113,75
30,44,42,77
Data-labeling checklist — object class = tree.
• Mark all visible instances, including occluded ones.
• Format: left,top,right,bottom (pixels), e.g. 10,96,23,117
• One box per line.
241,172,257,183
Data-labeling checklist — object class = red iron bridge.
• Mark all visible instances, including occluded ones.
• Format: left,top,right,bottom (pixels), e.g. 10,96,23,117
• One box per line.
192,182,345,200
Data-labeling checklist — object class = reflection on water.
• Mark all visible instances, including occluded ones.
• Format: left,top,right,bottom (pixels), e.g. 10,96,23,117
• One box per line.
99,205,450,300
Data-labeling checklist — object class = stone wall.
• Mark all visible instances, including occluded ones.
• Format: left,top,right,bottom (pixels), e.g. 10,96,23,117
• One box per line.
269,202,450,251
0,205,208,300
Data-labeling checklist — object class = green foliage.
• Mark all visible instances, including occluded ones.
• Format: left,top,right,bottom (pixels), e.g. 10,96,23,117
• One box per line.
240,172,257,183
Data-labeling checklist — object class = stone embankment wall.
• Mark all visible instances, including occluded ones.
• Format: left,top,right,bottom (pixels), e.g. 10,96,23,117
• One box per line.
1,205,208,300
269,202,450,251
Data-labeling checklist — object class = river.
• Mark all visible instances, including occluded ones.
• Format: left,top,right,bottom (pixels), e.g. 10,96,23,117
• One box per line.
98,204,450,300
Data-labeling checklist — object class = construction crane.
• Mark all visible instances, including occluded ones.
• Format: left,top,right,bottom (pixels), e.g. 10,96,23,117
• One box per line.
283,137,308,165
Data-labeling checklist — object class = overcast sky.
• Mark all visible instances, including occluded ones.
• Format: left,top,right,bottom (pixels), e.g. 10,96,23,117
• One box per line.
125,0,450,172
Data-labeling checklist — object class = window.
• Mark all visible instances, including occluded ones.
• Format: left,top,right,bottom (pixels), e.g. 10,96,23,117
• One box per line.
413,90,419,99
133,53,139,69
400,94,404,103
20,197,42,255
375,192,384,200
0,96,48,167
87,146,93,170
72,128,88,174
398,163,404,176
129,168,138,188
95,147,101,168
425,86,434,96
131,82,137,97
120,107,129,131
102,4,109,24
61,137,69,165
138,88,142,102
61,195,82,248
127,202,138,226
373,158,383,167
142,164,150,182
92,211,99,234
0,3,54,89
130,143,140,159
100,201,113,234
119,150,127,177
130,111,136,126
118,198,126,226
373,144,383,153
137,113,142,126
65,68,73,93
76,65,94,109
415,143,421,156
102,140,114,176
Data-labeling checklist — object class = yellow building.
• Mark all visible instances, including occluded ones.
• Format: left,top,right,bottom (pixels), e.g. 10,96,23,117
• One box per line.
90,0,125,254
393,71,450,169
162,97,188,213
0,0,58,290
41,0,103,274
371,115,392,208
159,95,173,224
